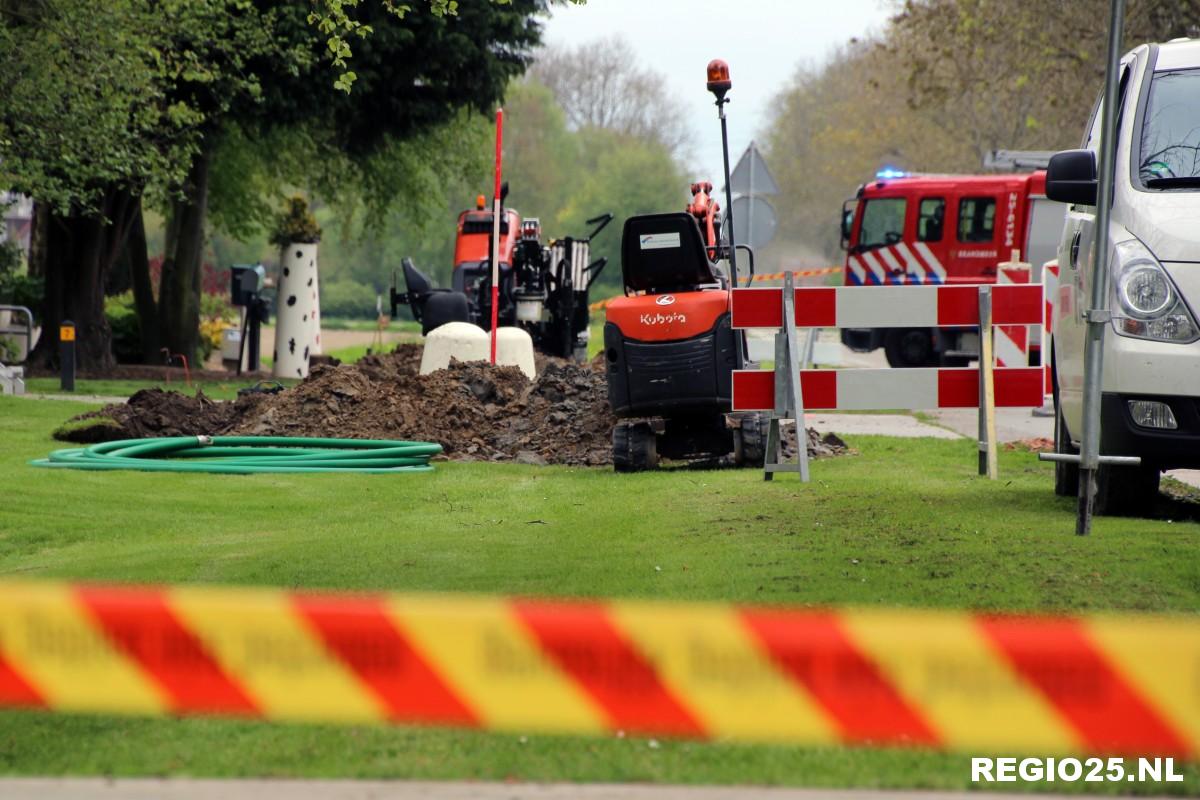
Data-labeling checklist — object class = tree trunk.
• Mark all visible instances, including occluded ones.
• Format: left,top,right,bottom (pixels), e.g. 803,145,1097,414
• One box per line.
27,202,48,279
28,188,140,371
30,211,113,370
158,149,212,362
125,198,163,361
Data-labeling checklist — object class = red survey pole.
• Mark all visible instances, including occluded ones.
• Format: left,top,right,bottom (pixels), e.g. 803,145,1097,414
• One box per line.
489,108,503,364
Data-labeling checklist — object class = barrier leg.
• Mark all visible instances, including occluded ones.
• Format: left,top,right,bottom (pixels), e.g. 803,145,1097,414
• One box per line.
977,287,998,479
764,417,780,482
762,273,810,482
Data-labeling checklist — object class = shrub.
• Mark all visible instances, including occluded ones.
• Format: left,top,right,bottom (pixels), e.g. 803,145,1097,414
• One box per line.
320,279,377,319
269,196,321,246
0,240,42,310
104,292,142,364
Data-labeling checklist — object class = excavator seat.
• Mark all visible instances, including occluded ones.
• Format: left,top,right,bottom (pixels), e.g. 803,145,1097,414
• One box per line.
620,213,723,294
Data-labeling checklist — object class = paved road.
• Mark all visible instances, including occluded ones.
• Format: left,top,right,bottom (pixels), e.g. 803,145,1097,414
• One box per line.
0,779,1167,800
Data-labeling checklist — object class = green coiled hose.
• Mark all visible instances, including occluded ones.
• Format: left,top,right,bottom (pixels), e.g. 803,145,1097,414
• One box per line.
31,436,441,474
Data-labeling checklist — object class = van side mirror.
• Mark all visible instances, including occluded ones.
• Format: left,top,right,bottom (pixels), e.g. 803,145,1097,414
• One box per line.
1046,149,1098,206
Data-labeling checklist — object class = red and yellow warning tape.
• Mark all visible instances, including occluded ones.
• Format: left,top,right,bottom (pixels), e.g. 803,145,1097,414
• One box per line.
749,266,843,282
0,581,1193,755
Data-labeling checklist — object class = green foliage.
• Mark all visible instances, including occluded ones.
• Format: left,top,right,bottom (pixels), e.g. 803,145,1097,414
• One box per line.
205,1,544,265
0,0,296,216
200,291,237,323
309,0,585,92
500,76,690,297
319,279,378,318
552,128,688,297
104,292,142,364
270,196,322,246
0,241,40,310
497,79,578,224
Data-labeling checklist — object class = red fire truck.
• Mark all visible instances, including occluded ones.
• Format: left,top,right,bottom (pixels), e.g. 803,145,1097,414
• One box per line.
839,169,1066,367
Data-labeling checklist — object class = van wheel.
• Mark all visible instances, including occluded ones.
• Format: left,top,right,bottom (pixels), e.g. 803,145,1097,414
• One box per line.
1053,392,1079,498
1094,464,1161,517
1051,346,1079,497
884,329,936,368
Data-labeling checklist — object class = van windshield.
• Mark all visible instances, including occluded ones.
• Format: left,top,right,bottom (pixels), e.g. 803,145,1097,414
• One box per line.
1139,68,1200,188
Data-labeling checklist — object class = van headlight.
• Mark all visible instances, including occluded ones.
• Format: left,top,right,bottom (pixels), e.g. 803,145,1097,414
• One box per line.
1111,239,1199,343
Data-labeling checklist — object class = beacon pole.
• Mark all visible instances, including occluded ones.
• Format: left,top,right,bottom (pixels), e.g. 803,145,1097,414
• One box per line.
490,108,503,364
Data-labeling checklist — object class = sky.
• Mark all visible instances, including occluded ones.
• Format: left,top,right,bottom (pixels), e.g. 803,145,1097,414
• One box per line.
541,0,896,182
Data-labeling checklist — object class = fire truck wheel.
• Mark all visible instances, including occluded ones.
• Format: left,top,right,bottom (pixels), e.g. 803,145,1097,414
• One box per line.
734,413,770,467
883,329,936,368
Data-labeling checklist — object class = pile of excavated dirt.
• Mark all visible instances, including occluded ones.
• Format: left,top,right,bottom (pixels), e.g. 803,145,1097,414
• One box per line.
57,343,849,466
59,389,252,443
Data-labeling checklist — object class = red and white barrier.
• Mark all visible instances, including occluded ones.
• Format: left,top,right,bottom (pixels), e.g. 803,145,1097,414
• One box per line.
732,367,1045,411
731,284,1042,330
995,261,1031,368
733,279,1046,480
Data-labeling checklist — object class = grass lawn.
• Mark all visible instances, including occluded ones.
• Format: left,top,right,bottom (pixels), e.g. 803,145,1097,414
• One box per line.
321,317,421,333
0,396,1197,792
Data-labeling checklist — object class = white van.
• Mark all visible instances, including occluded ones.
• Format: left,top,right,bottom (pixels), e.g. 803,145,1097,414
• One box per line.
1048,38,1200,515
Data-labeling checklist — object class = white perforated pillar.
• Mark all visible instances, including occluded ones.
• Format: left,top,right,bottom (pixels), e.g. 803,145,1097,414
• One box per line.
273,242,318,379
310,250,322,355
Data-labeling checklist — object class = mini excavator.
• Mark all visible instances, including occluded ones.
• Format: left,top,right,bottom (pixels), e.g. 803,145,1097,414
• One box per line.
603,60,770,471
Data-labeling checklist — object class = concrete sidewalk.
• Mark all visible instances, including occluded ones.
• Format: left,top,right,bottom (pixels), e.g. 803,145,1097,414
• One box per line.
0,779,1170,800
806,408,1045,443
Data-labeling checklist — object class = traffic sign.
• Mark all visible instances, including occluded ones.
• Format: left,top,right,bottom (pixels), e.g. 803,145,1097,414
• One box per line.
726,195,777,250
729,142,779,196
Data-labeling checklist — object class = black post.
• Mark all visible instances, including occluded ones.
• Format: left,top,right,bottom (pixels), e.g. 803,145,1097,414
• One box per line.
716,100,739,280
707,60,739,282
248,298,266,373
59,321,75,392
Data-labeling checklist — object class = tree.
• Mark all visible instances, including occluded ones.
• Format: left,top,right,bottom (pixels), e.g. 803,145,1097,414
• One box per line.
150,0,552,360
759,0,1200,266
551,128,689,296
762,40,974,263
0,0,197,368
0,0,294,367
531,36,693,160
496,79,579,227
0,0,554,367
890,0,1200,162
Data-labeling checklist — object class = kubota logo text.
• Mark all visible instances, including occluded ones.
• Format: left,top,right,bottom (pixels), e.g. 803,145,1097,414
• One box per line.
639,312,687,326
